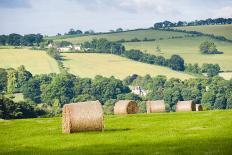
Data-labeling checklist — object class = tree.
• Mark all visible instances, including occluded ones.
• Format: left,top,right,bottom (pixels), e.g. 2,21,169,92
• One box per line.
0,68,7,92
7,69,17,94
201,64,220,77
41,74,75,106
17,65,32,89
199,41,220,54
0,95,37,119
168,55,185,71
116,28,123,32
7,33,22,46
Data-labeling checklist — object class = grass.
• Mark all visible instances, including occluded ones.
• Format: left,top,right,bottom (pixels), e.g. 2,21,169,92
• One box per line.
0,110,232,155
61,53,194,80
219,72,232,80
0,48,60,75
52,29,188,44
123,36,232,71
175,24,232,40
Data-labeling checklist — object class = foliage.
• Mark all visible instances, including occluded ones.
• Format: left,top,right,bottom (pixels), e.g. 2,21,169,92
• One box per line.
0,95,37,119
0,68,7,92
168,55,185,71
201,63,220,77
0,33,43,46
154,18,232,29
199,41,222,54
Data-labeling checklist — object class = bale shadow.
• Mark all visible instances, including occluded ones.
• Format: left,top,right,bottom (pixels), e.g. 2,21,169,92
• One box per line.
104,128,131,132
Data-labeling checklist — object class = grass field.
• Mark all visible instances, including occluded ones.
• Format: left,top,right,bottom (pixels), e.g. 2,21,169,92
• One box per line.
61,53,194,80
175,24,232,40
0,110,232,155
52,29,188,44
0,48,60,75
124,36,232,71
219,72,232,80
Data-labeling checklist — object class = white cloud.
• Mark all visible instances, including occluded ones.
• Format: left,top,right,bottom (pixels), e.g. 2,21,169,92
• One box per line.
213,6,232,18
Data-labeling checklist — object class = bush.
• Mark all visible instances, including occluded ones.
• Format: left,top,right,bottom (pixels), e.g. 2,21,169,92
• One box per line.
199,41,222,54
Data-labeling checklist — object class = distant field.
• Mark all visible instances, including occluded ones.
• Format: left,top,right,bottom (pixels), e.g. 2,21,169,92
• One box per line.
52,29,188,44
0,48,60,75
124,36,232,71
61,53,194,80
1,110,232,155
219,72,232,80
175,24,232,40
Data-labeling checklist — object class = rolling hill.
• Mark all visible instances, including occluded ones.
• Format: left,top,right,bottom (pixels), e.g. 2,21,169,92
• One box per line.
51,25,232,72
174,24,232,40
51,29,189,44
61,53,194,80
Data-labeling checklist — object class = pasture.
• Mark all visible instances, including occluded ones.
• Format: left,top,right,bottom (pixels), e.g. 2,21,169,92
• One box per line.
124,36,232,71
0,48,60,75
61,53,194,80
52,29,188,44
175,24,232,40
0,110,232,155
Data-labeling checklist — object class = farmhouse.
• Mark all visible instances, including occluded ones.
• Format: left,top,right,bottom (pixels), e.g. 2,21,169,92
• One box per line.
131,86,148,96
57,45,81,52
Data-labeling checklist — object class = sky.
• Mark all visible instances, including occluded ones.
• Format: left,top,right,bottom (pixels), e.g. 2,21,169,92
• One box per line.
0,0,231,35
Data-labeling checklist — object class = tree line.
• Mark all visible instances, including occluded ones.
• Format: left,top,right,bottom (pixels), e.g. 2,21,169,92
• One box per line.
154,18,232,29
81,38,221,76
0,66,231,119
126,74,232,111
0,33,43,46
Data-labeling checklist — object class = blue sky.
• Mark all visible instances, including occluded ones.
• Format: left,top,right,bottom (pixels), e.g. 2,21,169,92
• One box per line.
0,0,231,35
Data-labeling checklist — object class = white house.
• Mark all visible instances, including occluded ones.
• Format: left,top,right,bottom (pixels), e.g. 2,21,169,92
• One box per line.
130,86,148,96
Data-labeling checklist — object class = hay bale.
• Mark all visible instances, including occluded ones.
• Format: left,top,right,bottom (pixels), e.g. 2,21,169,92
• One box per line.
196,104,203,111
146,100,166,113
114,100,139,115
176,100,196,112
62,100,104,133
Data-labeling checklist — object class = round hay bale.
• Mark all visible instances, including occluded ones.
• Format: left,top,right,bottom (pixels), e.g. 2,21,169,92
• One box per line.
62,100,104,133
146,100,166,113
196,104,203,111
176,100,196,112
114,100,139,115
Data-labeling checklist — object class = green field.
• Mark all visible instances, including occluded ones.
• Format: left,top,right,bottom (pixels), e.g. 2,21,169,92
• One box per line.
50,26,232,72
175,24,232,40
0,48,60,75
61,53,194,80
52,29,188,44
124,36,232,71
1,110,232,155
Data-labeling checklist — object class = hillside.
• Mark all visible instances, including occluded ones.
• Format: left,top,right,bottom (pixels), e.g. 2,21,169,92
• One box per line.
52,27,232,72
124,36,232,71
1,110,232,155
0,48,59,74
61,53,194,80
175,24,232,40
51,29,189,43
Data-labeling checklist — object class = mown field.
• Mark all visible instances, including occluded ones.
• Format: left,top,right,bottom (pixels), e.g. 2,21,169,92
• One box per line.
0,48,60,75
52,29,188,44
61,53,194,80
124,36,232,71
175,24,232,40
0,48,59,74
0,110,232,155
